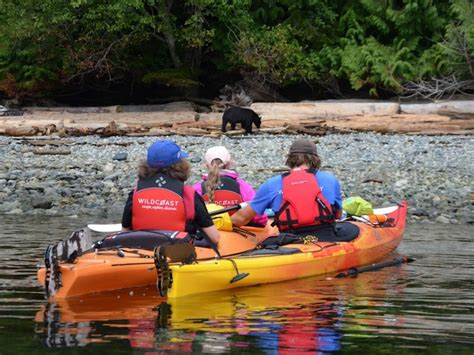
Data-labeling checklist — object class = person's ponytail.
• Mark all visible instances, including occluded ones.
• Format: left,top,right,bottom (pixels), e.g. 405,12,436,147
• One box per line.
205,159,223,203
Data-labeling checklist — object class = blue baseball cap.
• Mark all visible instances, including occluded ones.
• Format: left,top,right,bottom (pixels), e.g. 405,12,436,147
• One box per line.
147,140,189,168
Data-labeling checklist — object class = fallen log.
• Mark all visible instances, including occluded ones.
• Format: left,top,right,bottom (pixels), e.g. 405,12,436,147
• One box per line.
38,124,57,136
206,130,224,138
172,120,202,127
257,127,288,134
223,129,247,136
97,120,124,137
26,139,72,146
300,121,327,128
92,141,132,147
127,132,160,137
32,148,71,155
172,127,212,136
5,126,38,136
65,127,92,136
297,127,328,135
147,127,173,136
438,109,474,120
65,107,111,114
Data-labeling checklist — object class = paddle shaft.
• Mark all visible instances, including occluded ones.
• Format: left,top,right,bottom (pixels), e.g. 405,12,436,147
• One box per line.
208,204,242,217
88,205,243,232
335,256,414,278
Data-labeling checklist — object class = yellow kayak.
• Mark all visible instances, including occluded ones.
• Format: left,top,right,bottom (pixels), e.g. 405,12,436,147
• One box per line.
163,201,407,298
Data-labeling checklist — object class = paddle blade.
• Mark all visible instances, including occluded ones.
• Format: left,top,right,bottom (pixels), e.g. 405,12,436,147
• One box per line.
88,223,122,233
335,256,414,278
43,228,93,298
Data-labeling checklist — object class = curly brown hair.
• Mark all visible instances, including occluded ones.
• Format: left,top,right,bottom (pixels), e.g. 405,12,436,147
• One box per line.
138,159,191,181
285,152,321,170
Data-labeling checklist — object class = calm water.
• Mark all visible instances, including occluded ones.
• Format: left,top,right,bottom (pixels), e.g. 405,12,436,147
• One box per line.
0,215,473,354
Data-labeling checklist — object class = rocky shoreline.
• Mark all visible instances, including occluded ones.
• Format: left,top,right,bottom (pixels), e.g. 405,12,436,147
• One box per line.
1,133,472,224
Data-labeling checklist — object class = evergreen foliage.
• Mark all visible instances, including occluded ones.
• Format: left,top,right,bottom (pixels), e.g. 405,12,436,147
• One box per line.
0,0,470,99
443,0,474,79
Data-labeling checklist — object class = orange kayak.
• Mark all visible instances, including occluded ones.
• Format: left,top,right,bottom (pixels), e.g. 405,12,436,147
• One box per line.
37,202,407,299
37,222,278,299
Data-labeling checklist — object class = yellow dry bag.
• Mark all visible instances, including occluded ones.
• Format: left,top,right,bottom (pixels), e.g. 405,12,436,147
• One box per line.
342,196,374,216
206,203,233,231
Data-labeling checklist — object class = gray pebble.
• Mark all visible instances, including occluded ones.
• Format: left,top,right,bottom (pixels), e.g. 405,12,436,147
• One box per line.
0,133,472,224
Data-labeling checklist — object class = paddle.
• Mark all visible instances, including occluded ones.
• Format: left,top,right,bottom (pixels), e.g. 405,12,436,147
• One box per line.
87,204,245,233
208,203,245,216
87,223,123,233
335,256,415,278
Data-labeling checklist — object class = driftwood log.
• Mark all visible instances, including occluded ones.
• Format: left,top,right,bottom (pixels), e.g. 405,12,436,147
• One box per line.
32,148,71,155
1,101,474,137
438,109,474,120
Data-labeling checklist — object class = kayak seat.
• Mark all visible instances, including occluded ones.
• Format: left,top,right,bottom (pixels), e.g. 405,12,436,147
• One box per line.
259,233,302,247
331,222,360,242
241,246,301,256
94,230,191,251
259,222,360,247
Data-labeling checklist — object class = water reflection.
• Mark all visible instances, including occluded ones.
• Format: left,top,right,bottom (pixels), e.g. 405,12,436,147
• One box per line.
1,215,473,352
34,267,409,353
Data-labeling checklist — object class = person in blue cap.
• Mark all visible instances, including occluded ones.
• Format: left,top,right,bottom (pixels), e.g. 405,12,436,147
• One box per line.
121,139,220,246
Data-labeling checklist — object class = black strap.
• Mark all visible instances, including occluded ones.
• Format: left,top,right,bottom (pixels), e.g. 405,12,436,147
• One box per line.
283,208,298,232
196,227,221,258
272,201,287,226
274,201,298,229
314,197,335,223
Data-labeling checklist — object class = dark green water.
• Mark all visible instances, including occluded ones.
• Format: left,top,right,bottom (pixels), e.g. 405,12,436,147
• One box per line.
0,215,473,354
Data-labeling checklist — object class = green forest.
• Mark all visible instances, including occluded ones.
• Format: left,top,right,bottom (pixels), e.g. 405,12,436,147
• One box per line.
0,0,472,105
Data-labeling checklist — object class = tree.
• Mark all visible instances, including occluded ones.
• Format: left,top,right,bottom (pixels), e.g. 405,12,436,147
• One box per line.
0,0,470,101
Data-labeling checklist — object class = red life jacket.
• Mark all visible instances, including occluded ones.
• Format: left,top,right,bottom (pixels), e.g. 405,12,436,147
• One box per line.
274,169,335,232
132,174,195,231
201,175,243,213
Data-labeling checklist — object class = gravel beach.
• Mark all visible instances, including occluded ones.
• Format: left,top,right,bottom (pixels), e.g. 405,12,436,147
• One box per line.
0,133,472,224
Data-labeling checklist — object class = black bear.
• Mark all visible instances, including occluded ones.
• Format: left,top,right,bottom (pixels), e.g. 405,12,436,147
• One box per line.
221,106,261,134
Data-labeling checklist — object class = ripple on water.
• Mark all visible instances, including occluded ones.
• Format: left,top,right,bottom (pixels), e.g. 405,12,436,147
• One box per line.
0,216,473,352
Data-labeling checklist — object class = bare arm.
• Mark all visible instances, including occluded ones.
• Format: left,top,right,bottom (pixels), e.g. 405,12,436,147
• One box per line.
231,204,257,227
201,225,220,245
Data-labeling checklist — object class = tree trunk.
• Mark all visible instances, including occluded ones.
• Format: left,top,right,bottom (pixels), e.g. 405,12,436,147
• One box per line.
164,32,182,68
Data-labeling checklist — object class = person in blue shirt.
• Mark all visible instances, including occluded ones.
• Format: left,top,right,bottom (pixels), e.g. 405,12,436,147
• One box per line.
231,139,348,241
